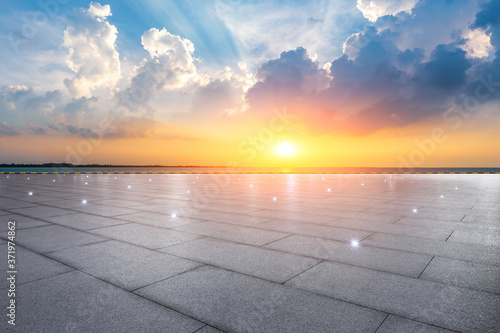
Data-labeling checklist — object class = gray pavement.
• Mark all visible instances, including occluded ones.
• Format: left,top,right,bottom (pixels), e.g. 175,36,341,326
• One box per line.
0,173,499,332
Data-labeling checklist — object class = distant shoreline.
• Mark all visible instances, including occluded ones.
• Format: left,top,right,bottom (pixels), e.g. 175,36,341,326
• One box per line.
0,164,230,168
1,164,499,169
1,165,499,174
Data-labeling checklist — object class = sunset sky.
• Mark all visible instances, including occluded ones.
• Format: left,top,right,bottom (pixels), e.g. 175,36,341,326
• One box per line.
1,0,499,167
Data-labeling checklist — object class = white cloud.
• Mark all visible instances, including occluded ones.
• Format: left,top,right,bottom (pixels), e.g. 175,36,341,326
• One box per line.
214,0,362,68
141,27,206,88
463,28,494,59
62,2,121,98
357,0,420,22
118,28,208,110
87,2,112,18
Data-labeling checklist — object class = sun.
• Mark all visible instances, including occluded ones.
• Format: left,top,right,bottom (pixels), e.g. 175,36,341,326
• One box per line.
276,142,294,157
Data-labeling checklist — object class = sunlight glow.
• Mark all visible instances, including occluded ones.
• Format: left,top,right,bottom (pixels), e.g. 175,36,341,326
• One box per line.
277,142,294,157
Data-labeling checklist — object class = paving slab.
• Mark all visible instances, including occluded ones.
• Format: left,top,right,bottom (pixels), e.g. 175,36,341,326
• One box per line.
15,225,106,253
420,256,500,294
247,209,342,223
0,174,498,332
376,315,456,333
113,211,195,228
41,199,97,209
286,261,500,332
161,237,319,283
9,205,75,218
256,219,373,242
70,204,142,217
49,240,202,290
172,221,290,246
43,212,129,230
196,325,226,333
136,266,386,333
447,228,500,247
179,210,273,226
0,246,73,288
0,214,49,232
95,198,157,207
131,202,195,215
363,232,500,266
326,218,454,240
0,270,204,333
264,234,432,277
90,223,201,249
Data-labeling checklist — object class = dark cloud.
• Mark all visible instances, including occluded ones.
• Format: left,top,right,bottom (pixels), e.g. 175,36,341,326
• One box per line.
397,48,425,69
0,122,22,137
64,96,98,115
25,123,51,135
325,43,465,134
472,0,500,43
48,122,100,139
412,44,471,102
246,47,330,112
464,0,500,102
244,16,480,135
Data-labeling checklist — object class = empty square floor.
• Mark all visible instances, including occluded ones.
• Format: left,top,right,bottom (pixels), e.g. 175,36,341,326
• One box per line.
1,173,499,332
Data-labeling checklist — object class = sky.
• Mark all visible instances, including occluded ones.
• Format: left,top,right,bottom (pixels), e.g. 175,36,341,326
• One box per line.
0,0,499,168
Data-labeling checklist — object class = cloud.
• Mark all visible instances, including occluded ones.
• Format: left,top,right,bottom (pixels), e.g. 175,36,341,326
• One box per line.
47,121,100,139
412,45,471,101
190,62,255,117
213,0,364,67
463,0,500,102
347,1,479,62
191,79,244,118
63,96,98,115
46,115,192,140
246,47,331,112
242,12,476,135
0,122,22,137
472,0,500,55
62,2,121,98
462,29,494,59
394,0,479,57
2,0,498,142
334,44,471,134
103,115,194,139
104,116,159,138
357,0,420,22
25,123,51,135
332,38,472,133
118,28,208,111
0,85,62,126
